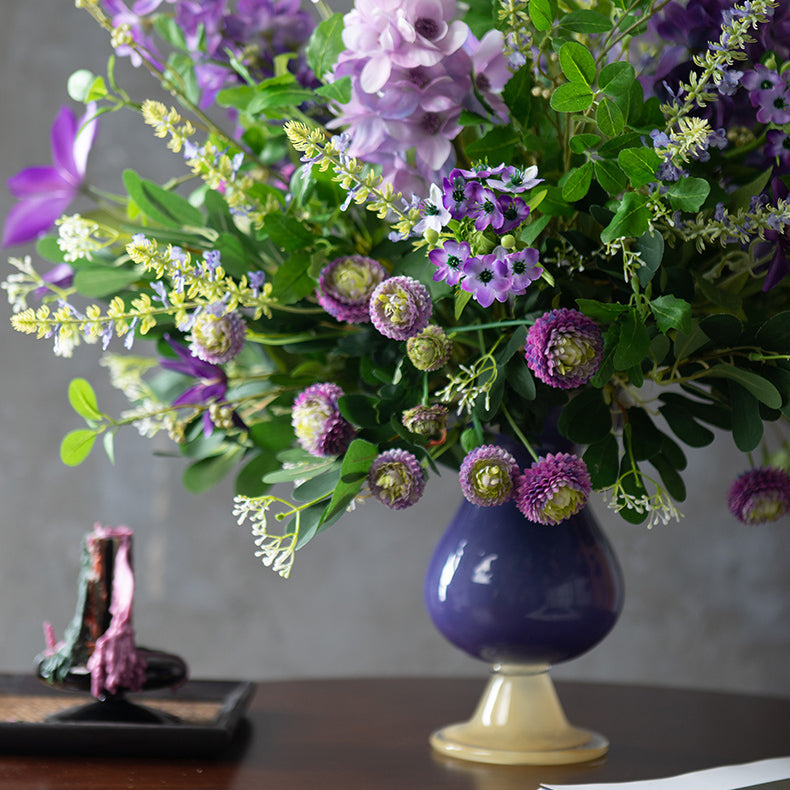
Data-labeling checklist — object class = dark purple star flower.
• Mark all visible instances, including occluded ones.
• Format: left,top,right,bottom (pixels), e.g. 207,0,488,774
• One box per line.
3,103,97,247
160,336,241,437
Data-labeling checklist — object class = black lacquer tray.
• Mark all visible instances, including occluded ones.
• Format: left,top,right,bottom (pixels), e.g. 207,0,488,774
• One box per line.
0,673,254,757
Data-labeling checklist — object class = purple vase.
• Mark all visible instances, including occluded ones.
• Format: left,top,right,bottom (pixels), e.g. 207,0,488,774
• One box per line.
423,496,624,667
423,438,624,765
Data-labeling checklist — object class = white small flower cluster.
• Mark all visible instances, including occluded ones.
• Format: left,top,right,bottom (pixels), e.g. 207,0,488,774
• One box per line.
233,495,297,579
2,256,38,313
602,485,684,529
56,214,103,262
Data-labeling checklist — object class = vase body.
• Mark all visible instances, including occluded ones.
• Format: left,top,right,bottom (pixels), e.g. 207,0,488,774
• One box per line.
424,475,624,764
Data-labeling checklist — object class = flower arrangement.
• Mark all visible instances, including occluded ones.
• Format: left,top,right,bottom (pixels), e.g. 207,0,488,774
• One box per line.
4,0,790,579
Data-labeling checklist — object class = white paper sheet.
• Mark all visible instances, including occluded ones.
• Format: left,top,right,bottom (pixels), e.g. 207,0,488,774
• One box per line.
540,756,790,790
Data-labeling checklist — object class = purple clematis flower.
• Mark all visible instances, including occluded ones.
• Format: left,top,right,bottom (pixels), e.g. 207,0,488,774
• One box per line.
3,103,97,248
160,336,241,437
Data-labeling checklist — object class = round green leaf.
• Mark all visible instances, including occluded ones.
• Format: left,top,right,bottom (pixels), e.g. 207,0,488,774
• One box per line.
68,378,102,421
596,97,624,138
559,41,596,86
550,82,594,113
60,430,97,466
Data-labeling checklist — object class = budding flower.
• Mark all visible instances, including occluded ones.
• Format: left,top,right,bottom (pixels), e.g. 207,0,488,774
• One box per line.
459,445,520,507
316,255,387,324
406,324,452,371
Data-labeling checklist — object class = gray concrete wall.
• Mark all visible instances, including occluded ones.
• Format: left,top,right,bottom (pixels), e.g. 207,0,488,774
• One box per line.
0,1,788,697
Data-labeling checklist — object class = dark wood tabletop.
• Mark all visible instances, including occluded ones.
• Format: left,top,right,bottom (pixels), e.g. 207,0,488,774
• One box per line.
0,677,788,789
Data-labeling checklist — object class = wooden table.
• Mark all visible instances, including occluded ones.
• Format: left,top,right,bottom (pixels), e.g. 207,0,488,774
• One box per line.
0,677,788,789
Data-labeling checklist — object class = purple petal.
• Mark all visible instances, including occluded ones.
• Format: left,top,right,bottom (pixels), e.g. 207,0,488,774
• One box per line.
1,193,74,247
7,166,72,198
71,103,99,178
50,107,80,182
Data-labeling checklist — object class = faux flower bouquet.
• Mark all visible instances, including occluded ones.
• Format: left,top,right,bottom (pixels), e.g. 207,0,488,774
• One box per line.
4,0,790,579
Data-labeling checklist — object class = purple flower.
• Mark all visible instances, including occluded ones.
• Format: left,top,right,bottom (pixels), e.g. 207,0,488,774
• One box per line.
501,247,542,295
727,467,790,525
406,324,452,370
292,383,356,458
468,30,511,121
496,194,530,233
160,336,237,437
485,165,542,193
766,129,790,169
525,308,604,389
471,187,504,230
316,255,388,324
461,252,511,308
414,183,452,234
442,171,481,219
367,448,426,509
754,178,790,291
3,104,97,247
188,303,246,365
102,0,164,68
515,453,592,525
428,239,470,286
32,263,75,298
459,445,519,507
369,275,432,340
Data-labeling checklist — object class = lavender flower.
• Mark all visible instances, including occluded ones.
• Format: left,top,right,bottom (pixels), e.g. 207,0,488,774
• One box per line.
471,187,504,231
496,194,531,233
727,467,790,524
486,165,542,193
525,308,604,389
502,247,542,295
459,445,519,507
442,170,481,219
316,255,387,324
3,103,97,247
369,275,432,340
367,448,426,509
515,453,592,525
189,303,246,365
428,239,470,286
401,403,448,437
406,324,452,370
292,382,355,457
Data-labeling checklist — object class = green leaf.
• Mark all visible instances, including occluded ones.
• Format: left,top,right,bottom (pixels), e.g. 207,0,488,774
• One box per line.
596,97,624,137
702,363,782,409
700,314,742,347
755,311,790,352
270,251,317,304
320,439,378,525
550,82,594,112
68,378,101,421
559,9,612,32
600,192,651,243
613,310,650,369
726,167,773,211
650,294,692,335
562,161,594,202
570,133,602,154
673,321,710,361
659,403,715,447
294,468,342,502
262,213,315,251
314,76,352,104
338,394,380,428
455,288,473,320
558,388,612,444
575,298,630,322
583,433,619,488
102,432,115,465
528,0,553,30
235,452,279,497
626,407,663,460
559,41,596,86
183,447,244,493
495,325,528,366
728,382,763,452
122,170,204,229
617,147,661,189
305,13,346,79
247,75,315,113
507,356,536,400
73,266,141,298
666,177,710,212
594,159,627,196
650,454,687,501
598,62,636,96
60,430,97,466
464,126,520,161
248,418,295,451
636,230,664,286
67,70,107,103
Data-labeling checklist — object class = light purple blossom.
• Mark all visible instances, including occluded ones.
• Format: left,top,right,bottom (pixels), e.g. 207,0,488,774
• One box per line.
727,467,790,525
486,165,542,193
369,275,432,340
496,194,530,233
525,308,604,389
471,187,504,231
501,247,542,294
461,252,511,308
316,255,388,324
367,448,426,509
515,453,592,525
292,382,356,457
459,444,519,507
428,239,470,286
442,171,481,219
3,103,97,247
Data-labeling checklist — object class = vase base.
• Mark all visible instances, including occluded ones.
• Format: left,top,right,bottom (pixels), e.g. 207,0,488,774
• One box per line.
430,722,608,766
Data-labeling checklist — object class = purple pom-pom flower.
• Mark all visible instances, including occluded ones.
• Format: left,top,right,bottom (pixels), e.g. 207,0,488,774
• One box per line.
525,308,603,389
292,383,356,457
369,275,432,340
189,303,246,365
316,255,387,324
515,452,592,525
459,445,519,507
367,449,426,510
727,467,790,525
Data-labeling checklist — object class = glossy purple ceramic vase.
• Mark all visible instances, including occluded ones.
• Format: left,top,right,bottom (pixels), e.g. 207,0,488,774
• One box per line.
423,496,624,667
